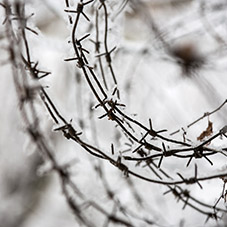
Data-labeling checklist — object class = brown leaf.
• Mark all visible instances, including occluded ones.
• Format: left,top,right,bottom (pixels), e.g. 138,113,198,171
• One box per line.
197,121,213,141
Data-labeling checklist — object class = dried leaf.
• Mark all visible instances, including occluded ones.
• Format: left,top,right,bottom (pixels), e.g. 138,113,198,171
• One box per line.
197,121,213,141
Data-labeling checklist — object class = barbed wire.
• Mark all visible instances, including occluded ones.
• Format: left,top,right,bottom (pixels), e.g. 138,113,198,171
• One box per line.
1,0,227,226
